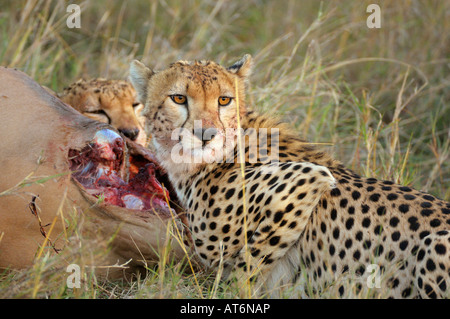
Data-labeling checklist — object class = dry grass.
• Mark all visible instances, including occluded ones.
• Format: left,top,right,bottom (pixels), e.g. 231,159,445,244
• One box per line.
0,0,449,298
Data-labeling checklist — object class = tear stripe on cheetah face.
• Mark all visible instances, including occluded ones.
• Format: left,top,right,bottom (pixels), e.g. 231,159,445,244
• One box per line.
59,78,148,146
130,56,450,298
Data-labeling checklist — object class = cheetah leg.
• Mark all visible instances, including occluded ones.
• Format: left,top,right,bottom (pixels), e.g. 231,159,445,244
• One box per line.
227,207,316,297
414,231,450,298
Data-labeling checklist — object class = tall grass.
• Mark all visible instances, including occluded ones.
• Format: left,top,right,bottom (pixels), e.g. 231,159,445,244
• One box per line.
0,0,448,298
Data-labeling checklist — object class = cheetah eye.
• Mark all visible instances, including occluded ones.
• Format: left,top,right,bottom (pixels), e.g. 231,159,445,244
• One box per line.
85,110,111,124
218,96,232,107
132,102,140,108
88,109,107,116
170,95,187,105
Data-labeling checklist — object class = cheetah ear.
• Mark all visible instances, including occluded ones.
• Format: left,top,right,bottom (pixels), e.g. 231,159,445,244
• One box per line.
129,60,154,104
227,54,253,78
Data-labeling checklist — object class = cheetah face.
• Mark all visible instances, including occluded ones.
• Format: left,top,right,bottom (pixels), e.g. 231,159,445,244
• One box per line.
60,79,148,146
130,55,253,175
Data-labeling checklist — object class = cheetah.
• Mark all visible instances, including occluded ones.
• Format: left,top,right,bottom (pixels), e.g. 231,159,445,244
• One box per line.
59,78,147,145
129,55,450,298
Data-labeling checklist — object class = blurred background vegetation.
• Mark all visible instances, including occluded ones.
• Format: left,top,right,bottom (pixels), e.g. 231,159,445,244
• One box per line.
1,0,448,200
0,1,449,297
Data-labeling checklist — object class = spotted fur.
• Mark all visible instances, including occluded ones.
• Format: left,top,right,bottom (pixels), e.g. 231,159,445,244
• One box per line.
130,55,450,298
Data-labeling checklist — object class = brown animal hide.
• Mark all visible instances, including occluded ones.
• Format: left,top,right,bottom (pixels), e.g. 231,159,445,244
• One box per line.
0,67,191,277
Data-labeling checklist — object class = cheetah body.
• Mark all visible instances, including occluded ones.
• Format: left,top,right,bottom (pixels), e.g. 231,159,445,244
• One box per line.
129,55,450,298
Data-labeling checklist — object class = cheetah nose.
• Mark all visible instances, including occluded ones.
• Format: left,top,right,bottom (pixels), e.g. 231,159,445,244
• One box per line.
119,128,140,141
193,127,218,144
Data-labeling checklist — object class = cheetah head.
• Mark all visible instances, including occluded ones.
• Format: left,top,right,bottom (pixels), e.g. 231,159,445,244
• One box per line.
129,55,253,175
60,79,148,146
